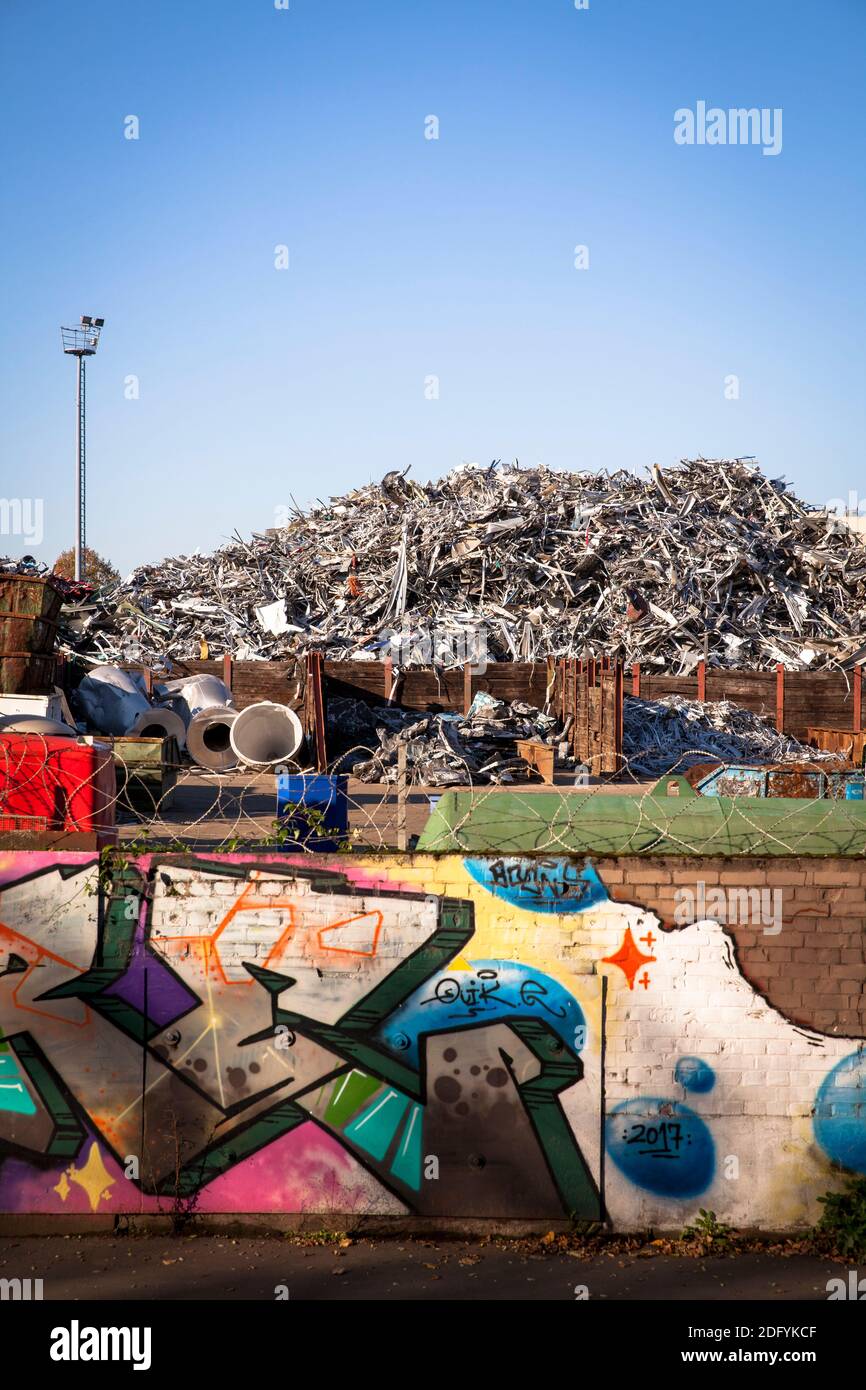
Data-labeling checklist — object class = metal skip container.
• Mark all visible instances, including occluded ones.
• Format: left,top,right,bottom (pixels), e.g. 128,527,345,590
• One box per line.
0,574,63,694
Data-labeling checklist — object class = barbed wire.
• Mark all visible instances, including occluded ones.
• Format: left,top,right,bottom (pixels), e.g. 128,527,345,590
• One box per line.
1,734,863,859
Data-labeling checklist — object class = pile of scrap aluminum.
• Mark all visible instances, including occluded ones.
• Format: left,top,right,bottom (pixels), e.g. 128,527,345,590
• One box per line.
329,692,568,785
54,458,866,673
623,693,845,778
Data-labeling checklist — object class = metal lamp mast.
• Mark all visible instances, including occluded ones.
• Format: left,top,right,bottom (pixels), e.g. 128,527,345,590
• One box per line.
61,315,105,581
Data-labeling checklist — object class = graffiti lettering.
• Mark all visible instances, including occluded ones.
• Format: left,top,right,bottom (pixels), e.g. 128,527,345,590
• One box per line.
465,858,608,914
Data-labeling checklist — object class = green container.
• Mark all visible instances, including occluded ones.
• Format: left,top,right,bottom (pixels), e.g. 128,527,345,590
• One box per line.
103,735,180,818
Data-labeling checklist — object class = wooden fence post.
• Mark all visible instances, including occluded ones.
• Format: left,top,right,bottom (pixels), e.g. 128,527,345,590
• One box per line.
775,664,785,733
613,661,624,774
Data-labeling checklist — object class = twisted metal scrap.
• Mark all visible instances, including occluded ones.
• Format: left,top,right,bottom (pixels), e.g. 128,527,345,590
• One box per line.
55,458,866,672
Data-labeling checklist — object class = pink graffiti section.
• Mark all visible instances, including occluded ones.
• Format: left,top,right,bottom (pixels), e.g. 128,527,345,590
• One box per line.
0,1123,405,1216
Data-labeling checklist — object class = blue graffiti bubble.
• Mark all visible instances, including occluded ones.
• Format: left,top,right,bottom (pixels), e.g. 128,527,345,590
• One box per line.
378,959,586,1066
814,1052,866,1174
675,1057,716,1094
464,857,608,914
606,1099,715,1198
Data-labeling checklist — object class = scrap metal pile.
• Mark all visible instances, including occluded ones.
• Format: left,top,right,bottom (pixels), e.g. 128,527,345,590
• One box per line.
328,688,835,785
328,692,565,785
56,458,866,673
0,555,94,603
623,693,839,778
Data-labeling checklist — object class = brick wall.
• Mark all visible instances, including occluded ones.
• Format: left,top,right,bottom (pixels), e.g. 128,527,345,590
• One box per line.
1,848,864,1232
595,855,866,1037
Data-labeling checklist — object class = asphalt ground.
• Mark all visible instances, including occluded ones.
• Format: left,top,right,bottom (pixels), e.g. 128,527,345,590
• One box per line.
0,1233,848,1301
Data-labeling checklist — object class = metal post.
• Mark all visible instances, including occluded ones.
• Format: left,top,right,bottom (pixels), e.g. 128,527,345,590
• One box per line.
396,743,407,851
75,355,85,582
61,316,104,583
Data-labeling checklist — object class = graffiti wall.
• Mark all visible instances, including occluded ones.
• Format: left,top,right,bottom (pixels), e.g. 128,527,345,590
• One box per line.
0,851,862,1230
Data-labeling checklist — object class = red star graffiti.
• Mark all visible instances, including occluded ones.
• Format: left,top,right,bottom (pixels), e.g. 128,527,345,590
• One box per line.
602,926,656,990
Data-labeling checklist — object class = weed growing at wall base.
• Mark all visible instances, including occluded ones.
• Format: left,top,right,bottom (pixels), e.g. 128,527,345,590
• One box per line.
816,1177,866,1260
680,1209,734,1253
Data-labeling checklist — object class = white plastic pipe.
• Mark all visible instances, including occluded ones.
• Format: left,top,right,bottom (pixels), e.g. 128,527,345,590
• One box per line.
131,707,187,747
186,705,239,772
157,675,235,724
229,701,303,769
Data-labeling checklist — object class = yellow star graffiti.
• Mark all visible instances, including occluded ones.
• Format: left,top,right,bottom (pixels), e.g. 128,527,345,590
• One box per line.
54,1142,115,1212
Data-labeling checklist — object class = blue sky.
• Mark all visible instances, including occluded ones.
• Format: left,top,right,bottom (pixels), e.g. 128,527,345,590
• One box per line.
1,0,864,572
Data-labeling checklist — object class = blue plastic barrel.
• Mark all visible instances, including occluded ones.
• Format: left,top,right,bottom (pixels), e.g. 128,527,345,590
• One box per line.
275,773,349,850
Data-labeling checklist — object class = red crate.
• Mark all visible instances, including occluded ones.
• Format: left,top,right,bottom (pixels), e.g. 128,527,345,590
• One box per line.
0,812,54,833
0,734,116,833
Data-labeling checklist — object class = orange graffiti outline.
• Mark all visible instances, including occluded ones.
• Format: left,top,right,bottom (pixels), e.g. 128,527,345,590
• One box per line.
317,911,383,958
0,921,92,1027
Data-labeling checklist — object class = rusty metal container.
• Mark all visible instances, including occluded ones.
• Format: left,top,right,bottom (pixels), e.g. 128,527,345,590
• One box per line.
0,575,63,694
806,726,866,763
690,759,859,800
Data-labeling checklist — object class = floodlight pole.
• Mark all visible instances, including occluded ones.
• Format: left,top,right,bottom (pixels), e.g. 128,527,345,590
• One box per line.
75,353,86,582
61,316,104,583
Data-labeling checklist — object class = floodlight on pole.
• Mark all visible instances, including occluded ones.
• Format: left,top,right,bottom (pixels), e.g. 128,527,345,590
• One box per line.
61,316,105,582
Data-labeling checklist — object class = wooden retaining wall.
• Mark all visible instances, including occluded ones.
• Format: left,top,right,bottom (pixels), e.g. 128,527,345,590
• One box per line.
68,658,863,744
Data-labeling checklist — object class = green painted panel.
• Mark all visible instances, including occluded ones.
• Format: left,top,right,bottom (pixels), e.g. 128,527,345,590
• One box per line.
324,1070,381,1128
416,789,866,857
